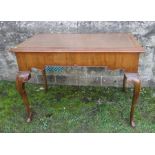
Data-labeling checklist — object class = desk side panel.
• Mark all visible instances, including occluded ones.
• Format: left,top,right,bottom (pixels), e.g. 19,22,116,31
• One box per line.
15,52,139,72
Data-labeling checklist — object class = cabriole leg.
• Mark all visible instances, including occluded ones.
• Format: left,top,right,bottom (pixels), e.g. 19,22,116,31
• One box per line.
123,74,127,92
123,73,141,128
42,69,48,92
16,71,32,122
130,79,141,128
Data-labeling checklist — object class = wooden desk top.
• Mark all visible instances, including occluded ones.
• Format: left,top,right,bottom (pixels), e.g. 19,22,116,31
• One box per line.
11,33,144,53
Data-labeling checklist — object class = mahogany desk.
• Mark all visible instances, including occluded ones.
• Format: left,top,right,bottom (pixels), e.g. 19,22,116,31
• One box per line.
11,33,144,127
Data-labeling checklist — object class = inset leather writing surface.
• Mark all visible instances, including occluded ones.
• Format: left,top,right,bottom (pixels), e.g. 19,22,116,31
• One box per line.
11,33,144,53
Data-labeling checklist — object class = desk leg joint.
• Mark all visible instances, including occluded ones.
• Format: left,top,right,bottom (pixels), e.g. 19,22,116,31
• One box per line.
16,71,32,122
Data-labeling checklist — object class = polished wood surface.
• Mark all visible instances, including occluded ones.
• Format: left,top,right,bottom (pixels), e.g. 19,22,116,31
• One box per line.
11,33,144,52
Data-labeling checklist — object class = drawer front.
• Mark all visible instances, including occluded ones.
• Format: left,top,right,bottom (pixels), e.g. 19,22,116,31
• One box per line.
15,52,139,72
